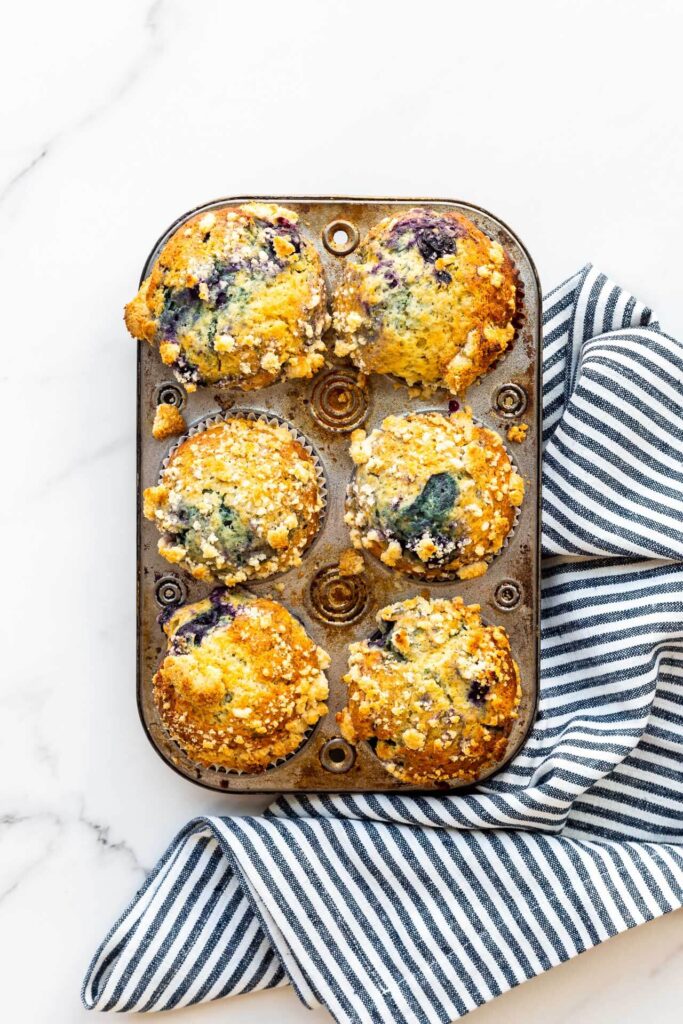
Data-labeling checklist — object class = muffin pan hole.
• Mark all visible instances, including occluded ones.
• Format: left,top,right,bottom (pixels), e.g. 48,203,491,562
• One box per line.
310,369,370,432
322,219,359,256
154,575,186,608
494,580,522,611
155,382,185,409
310,566,369,624
494,383,527,417
320,738,356,773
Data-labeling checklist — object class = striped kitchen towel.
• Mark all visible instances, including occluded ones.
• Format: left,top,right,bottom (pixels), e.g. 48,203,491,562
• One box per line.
83,266,683,1024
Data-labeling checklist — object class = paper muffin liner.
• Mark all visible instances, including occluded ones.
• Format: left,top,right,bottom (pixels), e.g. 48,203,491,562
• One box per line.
346,408,522,583
156,407,328,581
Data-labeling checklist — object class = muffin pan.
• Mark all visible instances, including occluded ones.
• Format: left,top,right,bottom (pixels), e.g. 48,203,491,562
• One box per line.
137,196,541,793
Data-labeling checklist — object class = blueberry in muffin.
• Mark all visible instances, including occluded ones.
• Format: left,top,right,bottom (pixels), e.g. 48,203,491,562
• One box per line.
125,203,329,391
345,408,523,580
338,595,521,785
155,588,330,772
144,416,324,585
332,207,517,394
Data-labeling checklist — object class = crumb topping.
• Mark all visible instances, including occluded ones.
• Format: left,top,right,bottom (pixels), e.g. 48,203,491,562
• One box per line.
338,595,521,784
152,402,187,441
506,422,529,443
332,208,517,394
338,549,365,576
345,408,523,579
143,417,324,585
125,203,330,391
154,589,330,772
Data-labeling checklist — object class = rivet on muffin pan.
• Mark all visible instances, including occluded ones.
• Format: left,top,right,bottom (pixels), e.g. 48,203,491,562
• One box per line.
154,574,186,608
319,738,356,773
155,382,185,409
494,382,528,417
322,219,360,256
309,565,369,625
310,368,370,432
494,579,522,611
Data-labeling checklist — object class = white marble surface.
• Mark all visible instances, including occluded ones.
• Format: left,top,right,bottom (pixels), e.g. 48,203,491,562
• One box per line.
2,0,682,1021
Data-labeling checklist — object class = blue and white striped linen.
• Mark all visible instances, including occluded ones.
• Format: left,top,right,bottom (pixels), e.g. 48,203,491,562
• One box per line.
83,266,683,1023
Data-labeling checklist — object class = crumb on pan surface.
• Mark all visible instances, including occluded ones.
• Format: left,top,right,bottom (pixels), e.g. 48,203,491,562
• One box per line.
345,408,524,579
125,203,329,391
338,595,521,784
338,549,365,576
506,422,529,443
154,588,330,772
144,417,324,585
332,207,517,394
152,402,187,440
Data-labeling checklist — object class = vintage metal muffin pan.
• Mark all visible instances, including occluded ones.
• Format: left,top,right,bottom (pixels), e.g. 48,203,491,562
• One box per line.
137,196,541,793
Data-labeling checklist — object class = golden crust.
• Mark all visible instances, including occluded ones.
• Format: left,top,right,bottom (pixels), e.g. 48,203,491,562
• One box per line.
338,596,521,784
332,208,517,394
144,417,324,585
345,409,524,579
125,203,329,390
154,590,330,772
152,403,187,441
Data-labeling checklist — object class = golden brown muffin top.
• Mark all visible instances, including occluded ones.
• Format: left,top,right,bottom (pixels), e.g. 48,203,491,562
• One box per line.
144,417,324,586
332,208,517,394
125,203,329,391
338,595,521,785
154,589,330,772
345,409,524,580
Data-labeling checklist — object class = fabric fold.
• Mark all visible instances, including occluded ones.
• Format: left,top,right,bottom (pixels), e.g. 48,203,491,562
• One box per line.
83,269,683,1024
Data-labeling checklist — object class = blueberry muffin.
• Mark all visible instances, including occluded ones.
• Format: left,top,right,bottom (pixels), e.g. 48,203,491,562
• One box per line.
332,208,516,394
338,596,521,785
345,409,524,580
125,203,328,391
155,589,330,772
144,417,324,585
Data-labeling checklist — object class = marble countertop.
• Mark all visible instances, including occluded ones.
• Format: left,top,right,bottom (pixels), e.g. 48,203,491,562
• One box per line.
3,0,682,1021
